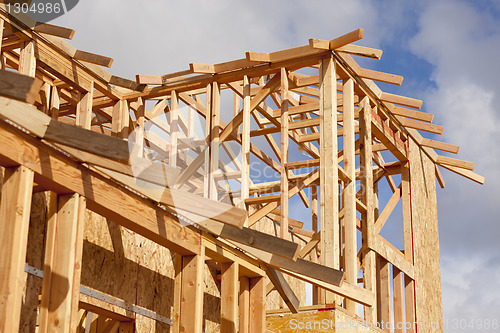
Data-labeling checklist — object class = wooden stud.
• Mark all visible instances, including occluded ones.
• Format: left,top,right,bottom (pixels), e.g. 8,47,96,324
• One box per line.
377,256,391,332
39,193,86,333
319,54,339,303
401,163,414,262
172,254,182,333
112,99,129,139
50,86,60,119
0,166,34,333
241,75,251,206
343,77,357,314
404,276,416,333
393,267,405,333
170,90,179,167
280,67,289,240
76,81,94,129
359,96,377,323
221,262,239,333
311,185,320,305
239,277,250,333
19,41,36,77
179,246,205,333
249,277,265,332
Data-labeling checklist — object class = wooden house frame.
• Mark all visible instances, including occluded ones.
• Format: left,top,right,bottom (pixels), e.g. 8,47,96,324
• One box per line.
0,7,484,333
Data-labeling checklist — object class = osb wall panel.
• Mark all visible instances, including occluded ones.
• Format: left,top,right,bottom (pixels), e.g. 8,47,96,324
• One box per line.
408,138,443,333
253,214,306,310
14,192,221,333
20,192,49,332
81,210,221,332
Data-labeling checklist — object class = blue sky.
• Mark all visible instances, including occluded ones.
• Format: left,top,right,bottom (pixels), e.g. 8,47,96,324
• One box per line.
54,1,500,331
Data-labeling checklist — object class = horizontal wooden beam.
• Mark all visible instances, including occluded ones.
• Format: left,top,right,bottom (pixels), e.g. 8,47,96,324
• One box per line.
0,118,202,255
0,97,130,162
109,76,147,92
436,155,475,171
74,49,113,68
397,116,444,135
0,70,43,104
235,243,343,287
33,22,75,39
421,138,459,154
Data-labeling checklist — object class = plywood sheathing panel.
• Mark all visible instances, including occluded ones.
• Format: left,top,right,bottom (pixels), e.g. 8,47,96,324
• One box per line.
408,138,443,332
20,192,49,332
80,210,222,333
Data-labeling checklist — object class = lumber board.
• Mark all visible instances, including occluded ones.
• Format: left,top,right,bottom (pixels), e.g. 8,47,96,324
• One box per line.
33,22,75,39
0,166,34,333
249,277,265,333
380,92,422,109
397,116,444,135
0,118,202,255
262,264,300,313
359,96,378,322
281,269,375,307
319,55,339,304
371,109,407,161
0,69,43,103
109,75,146,92
421,138,459,154
0,96,129,161
336,44,383,59
40,194,85,333
377,256,391,330
280,67,289,239
235,242,343,287
436,155,475,171
343,77,357,313
239,277,250,333
179,248,205,333
439,164,484,185
221,262,238,333
74,49,113,68
95,166,247,228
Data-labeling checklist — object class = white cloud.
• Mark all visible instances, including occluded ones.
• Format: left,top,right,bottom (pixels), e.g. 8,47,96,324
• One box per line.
409,1,500,329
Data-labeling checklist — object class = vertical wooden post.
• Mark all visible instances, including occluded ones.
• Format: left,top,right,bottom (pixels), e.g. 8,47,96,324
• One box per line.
209,83,220,200
112,100,129,139
38,193,86,333
249,277,265,332
319,55,339,304
76,82,94,129
404,276,416,333
311,185,320,305
241,75,251,208
179,247,205,333
170,90,179,168
343,78,357,313
204,83,220,199
50,87,60,119
239,277,250,333
402,163,413,262
393,267,404,332
19,41,36,77
280,68,289,240
221,262,239,333
172,254,182,333
377,256,391,332
0,166,34,333
359,96,377,323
